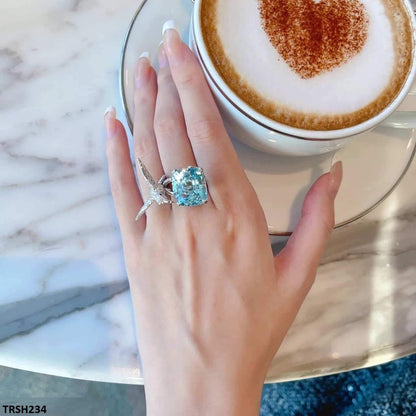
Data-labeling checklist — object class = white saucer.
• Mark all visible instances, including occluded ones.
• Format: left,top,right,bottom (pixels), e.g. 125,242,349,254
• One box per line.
120,0,416,235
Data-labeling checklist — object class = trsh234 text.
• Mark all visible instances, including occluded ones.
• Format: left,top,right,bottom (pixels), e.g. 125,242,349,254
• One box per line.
2,405,46,414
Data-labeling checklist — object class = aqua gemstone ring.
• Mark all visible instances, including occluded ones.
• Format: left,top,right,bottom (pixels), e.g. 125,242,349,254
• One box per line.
135,159,208,220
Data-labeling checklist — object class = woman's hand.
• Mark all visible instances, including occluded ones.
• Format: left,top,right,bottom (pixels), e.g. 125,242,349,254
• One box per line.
105,23,342,416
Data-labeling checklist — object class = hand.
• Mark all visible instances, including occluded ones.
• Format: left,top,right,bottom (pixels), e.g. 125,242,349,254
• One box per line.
104,23,342,416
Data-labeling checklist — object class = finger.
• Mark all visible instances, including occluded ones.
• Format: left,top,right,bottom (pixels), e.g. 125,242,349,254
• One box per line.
105,107,145,241
154,43,196,173
162,21,246,193
133,53,165,203
275,161,343,297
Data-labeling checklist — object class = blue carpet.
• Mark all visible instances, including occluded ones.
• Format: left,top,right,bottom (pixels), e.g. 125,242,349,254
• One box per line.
261,353,416,416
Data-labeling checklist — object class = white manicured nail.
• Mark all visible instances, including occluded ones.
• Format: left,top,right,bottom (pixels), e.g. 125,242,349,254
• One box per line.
104,106,117,137
139,51,150,60
104,106,116,117
162,20,177,36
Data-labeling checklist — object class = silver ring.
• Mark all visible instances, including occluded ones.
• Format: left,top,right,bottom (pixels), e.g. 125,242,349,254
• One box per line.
135,159,208,220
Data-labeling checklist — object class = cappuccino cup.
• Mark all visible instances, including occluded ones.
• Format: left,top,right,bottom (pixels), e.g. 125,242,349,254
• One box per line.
190,0,416,156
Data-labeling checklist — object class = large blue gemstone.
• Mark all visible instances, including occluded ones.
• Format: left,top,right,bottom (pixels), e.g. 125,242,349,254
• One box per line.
171,167,208,206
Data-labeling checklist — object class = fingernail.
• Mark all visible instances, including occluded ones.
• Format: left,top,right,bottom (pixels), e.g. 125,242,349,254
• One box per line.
104,106,117,137
139,51,150,60
328,160,343,199
162,20,177,36
158,42,168,68
135,52,150,88
162,20,183,66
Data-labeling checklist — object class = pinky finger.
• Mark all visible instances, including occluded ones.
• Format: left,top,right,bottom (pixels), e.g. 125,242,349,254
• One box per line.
105,107,145,243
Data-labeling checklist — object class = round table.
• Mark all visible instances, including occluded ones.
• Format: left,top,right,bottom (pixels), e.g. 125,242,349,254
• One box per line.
0,0,415,384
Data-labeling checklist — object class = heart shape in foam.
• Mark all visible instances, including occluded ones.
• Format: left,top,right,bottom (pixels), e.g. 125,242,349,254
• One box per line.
258,0,369,79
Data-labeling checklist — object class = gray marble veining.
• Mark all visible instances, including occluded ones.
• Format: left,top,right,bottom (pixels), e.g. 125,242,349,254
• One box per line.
0,0,415,384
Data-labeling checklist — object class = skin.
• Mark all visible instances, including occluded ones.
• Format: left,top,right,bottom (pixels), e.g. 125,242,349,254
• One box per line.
104,26,342,416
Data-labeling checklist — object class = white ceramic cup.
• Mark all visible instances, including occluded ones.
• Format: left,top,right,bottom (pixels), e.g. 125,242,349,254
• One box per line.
190,0,416,156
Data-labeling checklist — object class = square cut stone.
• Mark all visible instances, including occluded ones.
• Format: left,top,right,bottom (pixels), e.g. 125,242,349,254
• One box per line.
172,167,208,206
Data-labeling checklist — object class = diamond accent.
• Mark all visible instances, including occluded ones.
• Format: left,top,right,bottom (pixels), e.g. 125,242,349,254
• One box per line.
151,185,170,205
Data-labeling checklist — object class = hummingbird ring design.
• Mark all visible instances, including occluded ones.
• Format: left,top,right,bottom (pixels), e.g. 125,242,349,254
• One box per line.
135,159,209,221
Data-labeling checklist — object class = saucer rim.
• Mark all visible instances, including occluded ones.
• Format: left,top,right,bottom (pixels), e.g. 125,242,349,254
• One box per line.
119,0,416,237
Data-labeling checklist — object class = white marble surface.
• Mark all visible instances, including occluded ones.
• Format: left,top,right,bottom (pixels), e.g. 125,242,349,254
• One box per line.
0,0,415,384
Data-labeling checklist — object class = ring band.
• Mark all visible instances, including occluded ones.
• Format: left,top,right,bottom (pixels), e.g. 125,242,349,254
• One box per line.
135,159,208,220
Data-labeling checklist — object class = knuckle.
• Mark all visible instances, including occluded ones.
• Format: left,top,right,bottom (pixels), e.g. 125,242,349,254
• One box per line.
187,117,221,144
322,215,335,235
303,209,334,236
154,114,180,137
176,66,196,88
220,177,257,207
158,69,173,85
134,90,152,108
134,132,156,161
301,195,335,235
109,169,131,199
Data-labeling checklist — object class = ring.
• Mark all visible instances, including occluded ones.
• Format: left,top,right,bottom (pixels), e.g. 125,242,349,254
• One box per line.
135,159,208,220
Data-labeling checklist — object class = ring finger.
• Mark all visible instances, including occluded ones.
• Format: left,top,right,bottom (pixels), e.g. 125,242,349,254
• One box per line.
133,54,169,221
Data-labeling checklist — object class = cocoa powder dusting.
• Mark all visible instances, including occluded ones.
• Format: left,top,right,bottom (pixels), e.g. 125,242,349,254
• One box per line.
258,0,369,78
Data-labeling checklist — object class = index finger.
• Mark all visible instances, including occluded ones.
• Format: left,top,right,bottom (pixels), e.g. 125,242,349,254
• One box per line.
162,21,246,189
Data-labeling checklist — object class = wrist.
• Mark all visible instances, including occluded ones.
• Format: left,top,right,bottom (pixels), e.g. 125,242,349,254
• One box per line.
144,369,264,416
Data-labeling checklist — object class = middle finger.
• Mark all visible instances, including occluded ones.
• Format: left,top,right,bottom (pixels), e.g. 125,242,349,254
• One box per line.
154,43,197,174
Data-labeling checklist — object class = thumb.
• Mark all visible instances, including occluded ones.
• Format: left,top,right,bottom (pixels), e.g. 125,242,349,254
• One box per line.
275,161,343,296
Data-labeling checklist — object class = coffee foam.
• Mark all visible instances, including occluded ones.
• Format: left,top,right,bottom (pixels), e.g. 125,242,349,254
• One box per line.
201,0,413,130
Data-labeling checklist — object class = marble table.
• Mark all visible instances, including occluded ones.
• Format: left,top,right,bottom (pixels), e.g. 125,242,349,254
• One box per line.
1,0,415,384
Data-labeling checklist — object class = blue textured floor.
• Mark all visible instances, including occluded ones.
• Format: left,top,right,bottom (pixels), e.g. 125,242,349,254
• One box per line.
0,354,414,415
261,353,416,416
